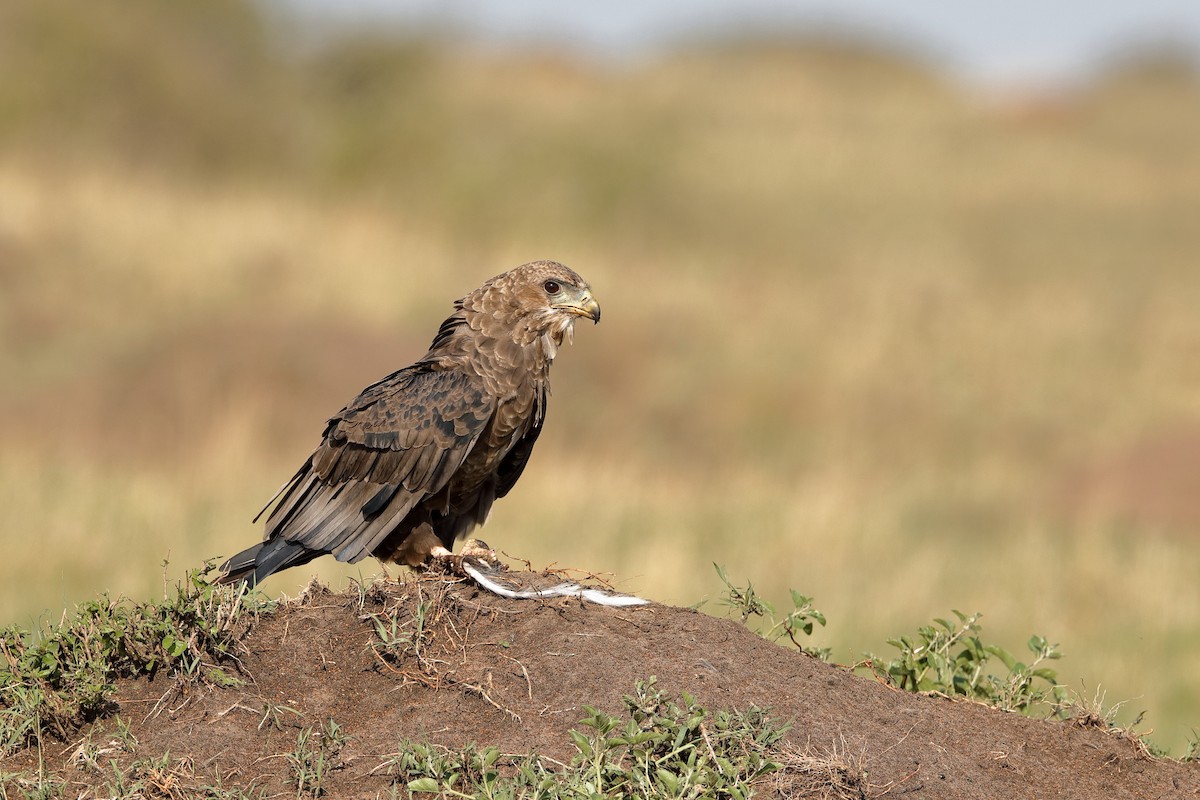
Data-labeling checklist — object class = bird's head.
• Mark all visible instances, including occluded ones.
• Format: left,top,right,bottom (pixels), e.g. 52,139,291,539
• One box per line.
463,261,600,359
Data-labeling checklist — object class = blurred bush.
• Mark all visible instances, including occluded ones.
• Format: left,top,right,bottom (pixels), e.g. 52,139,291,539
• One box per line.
0,0,295,173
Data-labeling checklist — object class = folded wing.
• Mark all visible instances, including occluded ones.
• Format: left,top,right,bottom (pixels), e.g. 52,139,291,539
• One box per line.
245,365,495,573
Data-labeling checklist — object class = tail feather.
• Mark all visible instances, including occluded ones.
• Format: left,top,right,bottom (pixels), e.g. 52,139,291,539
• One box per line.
218,539,321,585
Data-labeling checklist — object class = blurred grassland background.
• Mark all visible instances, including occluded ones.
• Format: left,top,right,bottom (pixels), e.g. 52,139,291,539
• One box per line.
3,0,1200,752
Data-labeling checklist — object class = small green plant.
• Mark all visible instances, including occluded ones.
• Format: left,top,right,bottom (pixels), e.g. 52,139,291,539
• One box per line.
859,610,1067,716
68,717,139,775
111,715,139,752
0,769,66,800
103,753,181,800
391,743,512,800
1183,730,1200,763
713,564,774,623
387,678,789,798
258,701,302,732
763,590,828,650
712,565,829,660
286,718,350,798
367,597,434,665
195,777,269,800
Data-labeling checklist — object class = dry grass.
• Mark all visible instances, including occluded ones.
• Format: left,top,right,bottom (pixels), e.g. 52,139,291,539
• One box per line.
770,738,871,799
2,3,1200,754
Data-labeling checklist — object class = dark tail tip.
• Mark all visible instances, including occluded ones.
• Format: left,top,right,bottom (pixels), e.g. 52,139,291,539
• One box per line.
218,539,322,586
217,542,265,585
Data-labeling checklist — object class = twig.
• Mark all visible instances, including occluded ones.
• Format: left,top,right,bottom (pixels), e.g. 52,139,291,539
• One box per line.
461,681,522,723
499,653,534,700
215,702,260,720
699,721,723,774
875,767,922,796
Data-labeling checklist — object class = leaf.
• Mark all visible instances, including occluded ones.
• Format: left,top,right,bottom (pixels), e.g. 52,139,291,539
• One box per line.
985,644,1017,671
162,634,188,658
655,768,679,793
569,729,593,757
407,777,440,792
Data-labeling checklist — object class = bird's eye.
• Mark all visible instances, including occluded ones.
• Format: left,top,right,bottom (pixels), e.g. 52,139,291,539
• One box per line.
543,280,561,295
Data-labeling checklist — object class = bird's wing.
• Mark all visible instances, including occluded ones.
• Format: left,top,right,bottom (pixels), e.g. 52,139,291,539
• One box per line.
259,365,495,564
427,382,546,546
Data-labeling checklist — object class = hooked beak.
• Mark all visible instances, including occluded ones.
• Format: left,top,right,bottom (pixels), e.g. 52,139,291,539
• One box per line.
555,292,601,324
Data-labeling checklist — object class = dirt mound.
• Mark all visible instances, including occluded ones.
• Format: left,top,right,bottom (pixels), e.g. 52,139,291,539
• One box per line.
4,576,1197,799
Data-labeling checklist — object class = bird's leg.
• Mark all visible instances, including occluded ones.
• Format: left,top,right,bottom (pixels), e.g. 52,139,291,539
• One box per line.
427,538,503,577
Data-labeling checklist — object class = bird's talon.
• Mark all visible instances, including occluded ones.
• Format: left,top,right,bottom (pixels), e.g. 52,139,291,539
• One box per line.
423,543,502,579
460,538,497,558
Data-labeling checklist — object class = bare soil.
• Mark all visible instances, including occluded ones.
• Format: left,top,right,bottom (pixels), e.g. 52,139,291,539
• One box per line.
4,575,1198,799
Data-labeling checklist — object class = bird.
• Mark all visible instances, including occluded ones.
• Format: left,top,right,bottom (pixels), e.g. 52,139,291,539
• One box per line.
218,260,645,605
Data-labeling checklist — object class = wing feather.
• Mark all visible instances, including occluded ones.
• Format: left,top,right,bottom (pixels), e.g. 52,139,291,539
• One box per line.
258,366,494,564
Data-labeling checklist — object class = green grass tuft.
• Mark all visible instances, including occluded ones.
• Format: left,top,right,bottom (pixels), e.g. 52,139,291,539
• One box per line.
709,565,830,661
385,677,789,799
286,718,351,799
856,609,1068,716
0,564,274,757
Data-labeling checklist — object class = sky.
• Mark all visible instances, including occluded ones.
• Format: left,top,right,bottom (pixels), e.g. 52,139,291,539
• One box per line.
276,0,1200,86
